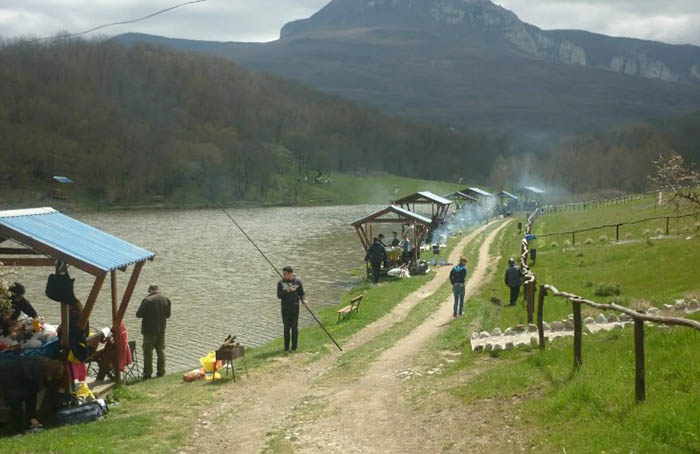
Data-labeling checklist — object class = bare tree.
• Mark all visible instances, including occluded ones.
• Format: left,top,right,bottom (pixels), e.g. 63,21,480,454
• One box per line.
649,152,700,209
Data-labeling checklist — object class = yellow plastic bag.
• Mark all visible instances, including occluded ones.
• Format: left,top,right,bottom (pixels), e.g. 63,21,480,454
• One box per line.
74,382,95,401
199,352,222,373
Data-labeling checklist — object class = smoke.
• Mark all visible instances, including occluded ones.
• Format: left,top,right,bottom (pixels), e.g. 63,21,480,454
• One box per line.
431,196,497,245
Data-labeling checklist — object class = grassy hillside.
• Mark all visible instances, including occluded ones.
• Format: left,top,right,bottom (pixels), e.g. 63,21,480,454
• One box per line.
425,197,700,453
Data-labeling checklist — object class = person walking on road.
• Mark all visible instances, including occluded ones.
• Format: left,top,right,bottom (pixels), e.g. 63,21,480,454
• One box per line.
365,237,387,284
136,284,171,379
277,266,308,352
450,257,468,317
504,258,523,306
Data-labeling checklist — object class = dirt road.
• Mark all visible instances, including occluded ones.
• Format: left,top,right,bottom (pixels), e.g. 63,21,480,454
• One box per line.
182,220,511,454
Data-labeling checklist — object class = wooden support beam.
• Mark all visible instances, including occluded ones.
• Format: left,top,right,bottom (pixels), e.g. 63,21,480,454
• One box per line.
115,261,144,326
0,258,55,267
78,273,106,330
0,248,40,255
110,270,121,385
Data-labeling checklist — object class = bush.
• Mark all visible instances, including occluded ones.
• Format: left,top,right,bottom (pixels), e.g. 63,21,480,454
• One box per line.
584,238,593,245
594,283,622,297
598,234,608,243
655,228,664,236
624,233,633,240
643,228,651,237
563,239,572,247
0,263,12,321
550,241,559,248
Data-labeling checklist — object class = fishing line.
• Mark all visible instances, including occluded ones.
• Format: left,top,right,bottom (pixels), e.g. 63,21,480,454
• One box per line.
217,203,342,351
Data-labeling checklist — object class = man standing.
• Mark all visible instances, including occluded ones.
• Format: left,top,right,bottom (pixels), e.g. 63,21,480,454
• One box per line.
504,258,523,306
277,266,308,352
450,257,468,317
401,233,412,265
136,284,171,379
391,232,401,247
365,237,387,284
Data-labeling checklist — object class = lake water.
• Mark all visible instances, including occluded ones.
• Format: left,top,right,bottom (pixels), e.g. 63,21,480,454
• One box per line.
10,205,383,372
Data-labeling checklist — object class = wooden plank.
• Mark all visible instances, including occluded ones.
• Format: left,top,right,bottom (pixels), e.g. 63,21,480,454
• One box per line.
115,261,145,326
634,318,646,403
78,274,107,330
573,300,582,369
0,224,104,276
0,248,40,255
0,258,55,267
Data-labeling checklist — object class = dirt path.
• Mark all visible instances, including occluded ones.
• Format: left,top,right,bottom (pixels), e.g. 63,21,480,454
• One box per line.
180,221,502,454
288,220,512,453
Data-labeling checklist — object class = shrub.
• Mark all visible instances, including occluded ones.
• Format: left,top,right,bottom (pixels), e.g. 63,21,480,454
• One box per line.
598,234,608,243
550,241,559,248
625,233,633,240
655,228,664,236
563,239,571,247
584,238,593,245
643,228,651,237
0,263,12,321
594,283,622,297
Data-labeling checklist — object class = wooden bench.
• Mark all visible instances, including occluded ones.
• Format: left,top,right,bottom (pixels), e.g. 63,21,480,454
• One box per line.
337,295,363,323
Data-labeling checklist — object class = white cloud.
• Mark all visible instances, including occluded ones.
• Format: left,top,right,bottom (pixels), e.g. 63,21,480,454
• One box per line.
0,0,699,45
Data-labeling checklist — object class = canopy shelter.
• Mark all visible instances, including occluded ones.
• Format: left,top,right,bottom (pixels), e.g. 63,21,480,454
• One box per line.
392,191,452,224
518,186,545,209
351,205,431,267
496,191,519,215
445,191,478,209
49,176,73,200
461,187,494,204
0,207,155,384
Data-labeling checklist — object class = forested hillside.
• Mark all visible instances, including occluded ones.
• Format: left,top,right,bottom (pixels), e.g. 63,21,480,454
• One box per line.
0,38,498,205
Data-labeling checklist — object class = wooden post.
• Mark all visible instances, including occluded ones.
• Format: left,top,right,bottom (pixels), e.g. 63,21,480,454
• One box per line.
616,225,620,242
110,269,121,385
526,282,535,324
572,232,576,246
78,274,106,329
115,261,145,326
634,318,646,403
537,285,546,350
573,300,582,369
666,217,670,235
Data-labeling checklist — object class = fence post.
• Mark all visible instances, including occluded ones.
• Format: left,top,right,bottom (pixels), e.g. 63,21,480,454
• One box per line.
526,281,535,325
635,318,646,403
666,217,670,235
572,232,576,246
573,300,582,370
616,224,620,241
537,285,546,350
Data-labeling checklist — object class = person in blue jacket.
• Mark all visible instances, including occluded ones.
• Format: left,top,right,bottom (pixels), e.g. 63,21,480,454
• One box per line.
449,257,468,317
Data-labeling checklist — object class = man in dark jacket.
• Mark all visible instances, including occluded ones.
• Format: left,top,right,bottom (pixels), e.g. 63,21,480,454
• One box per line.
277,266,307,352
365,237,387,284
504,258,523,306
136,284,171,379
450,257,468,317
9,282,37,320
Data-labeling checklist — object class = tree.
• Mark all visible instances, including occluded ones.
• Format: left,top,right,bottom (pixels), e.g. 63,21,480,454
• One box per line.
649,151,700,209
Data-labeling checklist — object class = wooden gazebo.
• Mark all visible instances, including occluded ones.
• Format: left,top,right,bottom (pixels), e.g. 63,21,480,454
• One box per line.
497,191,519,214
392,191,452,224
518,186,545,209
445,191,478,210
0,207,155,384
351,205,431,266
460,187,494,205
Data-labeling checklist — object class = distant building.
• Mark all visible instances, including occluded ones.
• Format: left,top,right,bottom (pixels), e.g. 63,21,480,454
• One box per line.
496,191,519,215
49,176,73,200
518,186,545,210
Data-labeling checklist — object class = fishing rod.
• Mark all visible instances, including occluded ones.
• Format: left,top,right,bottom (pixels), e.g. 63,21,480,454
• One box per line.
217,203,342,351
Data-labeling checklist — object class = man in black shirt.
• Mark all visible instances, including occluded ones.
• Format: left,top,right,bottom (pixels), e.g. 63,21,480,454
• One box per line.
365,237,387,284
9,282,37,321
277,266,308,352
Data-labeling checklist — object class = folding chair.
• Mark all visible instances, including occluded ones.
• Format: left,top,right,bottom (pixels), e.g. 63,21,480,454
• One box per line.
123,341,140,382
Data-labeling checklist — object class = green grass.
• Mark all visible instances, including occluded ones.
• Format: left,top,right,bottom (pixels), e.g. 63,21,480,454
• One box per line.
418,199,700,454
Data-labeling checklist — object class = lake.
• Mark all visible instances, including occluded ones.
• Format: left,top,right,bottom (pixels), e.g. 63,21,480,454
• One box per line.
10,205,383,372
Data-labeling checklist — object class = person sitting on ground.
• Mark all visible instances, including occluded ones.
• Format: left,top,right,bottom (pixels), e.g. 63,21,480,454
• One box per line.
391,232,401,247
0,357,65,434
450,257,468,317
504,258,523,306
365,237,387,284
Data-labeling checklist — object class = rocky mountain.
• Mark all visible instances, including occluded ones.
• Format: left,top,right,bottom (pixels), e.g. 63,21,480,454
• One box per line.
118,0,700,134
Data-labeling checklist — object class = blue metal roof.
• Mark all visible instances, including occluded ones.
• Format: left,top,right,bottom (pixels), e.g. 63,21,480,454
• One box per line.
53,176,73,184
523,186,545,194
352,205,432,226
0,208,154,273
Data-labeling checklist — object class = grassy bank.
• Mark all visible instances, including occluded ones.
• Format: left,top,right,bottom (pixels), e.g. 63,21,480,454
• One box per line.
412,199,700,453
0,172,464,211
0,225,481,453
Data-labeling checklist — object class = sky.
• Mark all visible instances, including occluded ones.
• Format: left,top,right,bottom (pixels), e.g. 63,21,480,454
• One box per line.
1,0,699,46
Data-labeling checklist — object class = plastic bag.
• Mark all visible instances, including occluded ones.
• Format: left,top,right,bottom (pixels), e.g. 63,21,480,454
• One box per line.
199,352,222,373
74,382,95,401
